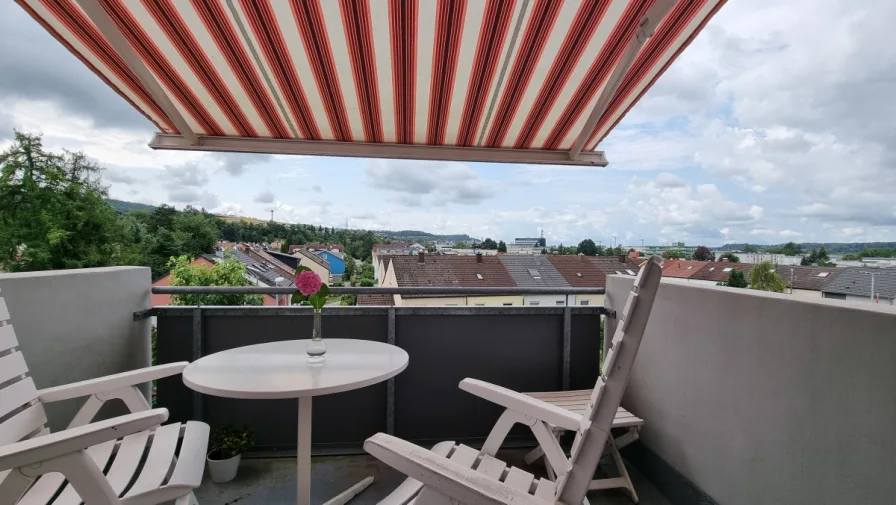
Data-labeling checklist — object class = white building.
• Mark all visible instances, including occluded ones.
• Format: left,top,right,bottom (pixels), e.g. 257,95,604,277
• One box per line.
738,252,803,265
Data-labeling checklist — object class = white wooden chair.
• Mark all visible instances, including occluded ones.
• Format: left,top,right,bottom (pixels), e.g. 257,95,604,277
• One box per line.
365,256,662,505
0,289,209,505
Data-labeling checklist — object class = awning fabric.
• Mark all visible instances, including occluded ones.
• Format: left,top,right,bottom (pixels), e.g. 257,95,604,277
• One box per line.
16,0,725,165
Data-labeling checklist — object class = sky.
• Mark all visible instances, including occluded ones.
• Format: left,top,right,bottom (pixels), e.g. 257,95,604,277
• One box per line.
1,0,895,247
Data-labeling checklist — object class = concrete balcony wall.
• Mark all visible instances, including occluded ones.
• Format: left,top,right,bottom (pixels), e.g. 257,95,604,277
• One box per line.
0,267,152,430
606,275,896,505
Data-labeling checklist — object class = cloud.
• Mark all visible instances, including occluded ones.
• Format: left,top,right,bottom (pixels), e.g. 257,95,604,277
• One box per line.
254,189,275,204
211,153,270,176
365,160,492,206
168,188,221,210
163,162,209,187
312,184,322,193
105,167,140,185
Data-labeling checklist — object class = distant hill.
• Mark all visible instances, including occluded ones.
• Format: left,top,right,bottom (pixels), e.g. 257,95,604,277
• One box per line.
106,199,155,213
717,242,896,253
380,229,475,243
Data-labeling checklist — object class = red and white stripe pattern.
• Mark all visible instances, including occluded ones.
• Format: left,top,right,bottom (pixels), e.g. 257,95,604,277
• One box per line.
17,0,725,151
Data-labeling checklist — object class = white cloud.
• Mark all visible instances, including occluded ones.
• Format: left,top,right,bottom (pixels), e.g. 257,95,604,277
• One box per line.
365,159,492,206
253,189,275,204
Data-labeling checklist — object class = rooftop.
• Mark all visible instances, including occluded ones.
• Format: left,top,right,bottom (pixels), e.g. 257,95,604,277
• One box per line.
547,256,639,288
388,254,514,289
689,262,752,282
822,267,896,299
661,260,709,279
497,255,570,288
294,248,331,271
774,265,842,291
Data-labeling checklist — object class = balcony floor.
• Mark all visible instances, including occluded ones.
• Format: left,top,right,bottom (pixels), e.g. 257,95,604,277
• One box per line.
195,449,670,505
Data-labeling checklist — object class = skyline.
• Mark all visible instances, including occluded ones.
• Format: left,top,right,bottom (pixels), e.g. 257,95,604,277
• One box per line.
2,0,895,246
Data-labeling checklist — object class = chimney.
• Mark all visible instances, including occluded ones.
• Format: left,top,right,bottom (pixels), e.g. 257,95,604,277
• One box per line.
618,255,625,263
418,251,425,264
476,252,483,263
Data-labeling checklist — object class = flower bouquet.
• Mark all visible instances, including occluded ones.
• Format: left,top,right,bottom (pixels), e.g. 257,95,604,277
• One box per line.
292,267,330,361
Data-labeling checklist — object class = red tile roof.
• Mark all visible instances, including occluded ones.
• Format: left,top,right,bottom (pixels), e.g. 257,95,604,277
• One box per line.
546,255,639,288
294,248,331,271
357,294,394,306
387,254,515,288
662,260,710,279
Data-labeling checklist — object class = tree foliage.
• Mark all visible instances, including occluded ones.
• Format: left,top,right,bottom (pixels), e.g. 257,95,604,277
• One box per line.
723,269,748,288
0,132,138,271
692,245,713,261
577,239,598,256
661,250,684,260
718,252,740,263
167,256,264,306
743,244,759,253
497,240,507,253
480,238,498,250
769,241,802,256
748,260,786,292
344,256,356,281
802,246,835,266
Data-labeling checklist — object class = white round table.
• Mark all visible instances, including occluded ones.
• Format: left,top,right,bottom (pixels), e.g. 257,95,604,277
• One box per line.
182,339,409,505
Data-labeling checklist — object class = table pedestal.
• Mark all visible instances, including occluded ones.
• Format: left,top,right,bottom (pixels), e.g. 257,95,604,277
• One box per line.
297,397,375,505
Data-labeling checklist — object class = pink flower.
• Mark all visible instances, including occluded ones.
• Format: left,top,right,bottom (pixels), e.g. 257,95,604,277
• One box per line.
296,271,322,296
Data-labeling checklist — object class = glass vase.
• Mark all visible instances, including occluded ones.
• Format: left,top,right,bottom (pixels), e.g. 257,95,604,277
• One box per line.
305,308,326,363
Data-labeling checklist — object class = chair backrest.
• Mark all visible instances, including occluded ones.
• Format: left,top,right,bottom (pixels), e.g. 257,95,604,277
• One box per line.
555,256,663,505
0,290,49,451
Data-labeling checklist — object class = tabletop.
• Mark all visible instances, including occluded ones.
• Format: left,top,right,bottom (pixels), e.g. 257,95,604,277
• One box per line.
182,339,409,399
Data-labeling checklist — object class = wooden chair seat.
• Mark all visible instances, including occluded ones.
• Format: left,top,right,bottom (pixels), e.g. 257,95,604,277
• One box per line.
524,391,644,429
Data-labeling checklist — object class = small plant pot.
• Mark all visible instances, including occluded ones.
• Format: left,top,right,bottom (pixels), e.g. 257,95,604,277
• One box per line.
207,452,241,484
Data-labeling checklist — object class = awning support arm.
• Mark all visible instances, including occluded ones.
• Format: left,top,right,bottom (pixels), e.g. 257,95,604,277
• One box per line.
75,0,199,145
568,0,676,160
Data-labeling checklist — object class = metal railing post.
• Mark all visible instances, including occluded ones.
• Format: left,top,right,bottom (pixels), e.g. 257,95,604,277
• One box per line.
562,305,571,390
386,307,396,435
192,307,204,421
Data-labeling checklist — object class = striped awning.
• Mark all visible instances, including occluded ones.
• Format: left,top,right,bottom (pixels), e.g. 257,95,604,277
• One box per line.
17,0,725,166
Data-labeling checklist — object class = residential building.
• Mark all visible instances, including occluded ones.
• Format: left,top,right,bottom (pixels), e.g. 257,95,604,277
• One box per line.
632,242,698,257
505,243,541,254
382,253,520,306
372,242,425,255
775,265,841,298
498,255,571,306
688,262,753,286
822,267,896,305
738,252,803,265
305,243,345,253
434,247,499,256
546,255,639,306
514,237,547,248
225,248,293,306
316,250,345,277
661,260,710,283
292,248,331,282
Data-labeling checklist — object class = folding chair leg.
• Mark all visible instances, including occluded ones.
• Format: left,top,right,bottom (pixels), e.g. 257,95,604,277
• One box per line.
524,446,545,466
606,436,638,503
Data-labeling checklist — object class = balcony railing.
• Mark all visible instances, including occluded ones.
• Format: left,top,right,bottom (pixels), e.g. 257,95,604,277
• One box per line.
145,286,609,455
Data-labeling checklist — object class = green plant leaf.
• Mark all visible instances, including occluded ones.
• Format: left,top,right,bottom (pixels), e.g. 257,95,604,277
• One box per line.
292,292,309,304
309,292,326,310
295,265,312,274
317,283,330,298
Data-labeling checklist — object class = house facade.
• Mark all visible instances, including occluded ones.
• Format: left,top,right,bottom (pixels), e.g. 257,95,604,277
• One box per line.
316,250,345,276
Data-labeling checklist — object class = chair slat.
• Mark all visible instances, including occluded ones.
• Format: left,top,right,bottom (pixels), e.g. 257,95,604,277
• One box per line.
126,424,181,497
0,352,28,385
534,478,555,501
0,298,9,322
51,440,119,505
0,325,17,352
166,422,210,488
448,444,479,467
0,377,37,419
503,467,534,492
475,454,506,479
105,430,150,495
377,441,455,505
0,403,47,445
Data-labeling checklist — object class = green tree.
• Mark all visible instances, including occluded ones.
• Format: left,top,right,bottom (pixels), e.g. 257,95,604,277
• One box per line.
723,269,748,288
692,245,713,261
344,256,356,281
167,256,264,305
360,260,374,279
748,261,786,292
577,239,598,256
0,132,135,272
453,241,471,249
497,240,507,253
743,244,759,253
480,238,498,250
359,277,375,287
717,252,740,263
662,250,684,260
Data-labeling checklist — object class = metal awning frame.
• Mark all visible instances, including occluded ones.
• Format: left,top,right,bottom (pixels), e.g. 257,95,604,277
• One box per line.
77,0,673,167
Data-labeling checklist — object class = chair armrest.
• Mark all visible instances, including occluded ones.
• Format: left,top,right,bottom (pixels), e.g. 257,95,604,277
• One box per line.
0,409,169,472
364,433,546,505
459,379,581,431
38,363,188,403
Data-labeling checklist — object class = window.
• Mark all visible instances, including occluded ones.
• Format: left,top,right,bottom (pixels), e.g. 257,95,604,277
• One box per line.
816,272,830,277
576,272,583,277
476,273,483,280
723,267,733,272
528,268,541,279
556,300,565,305
616,270,624,275
687,266,693,270
580,300,590,306
626,269,636,275
709,267,715,271
529,301,540,306
503,302,513,306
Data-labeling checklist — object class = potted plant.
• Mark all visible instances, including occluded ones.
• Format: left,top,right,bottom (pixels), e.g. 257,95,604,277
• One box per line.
207,425,254,483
